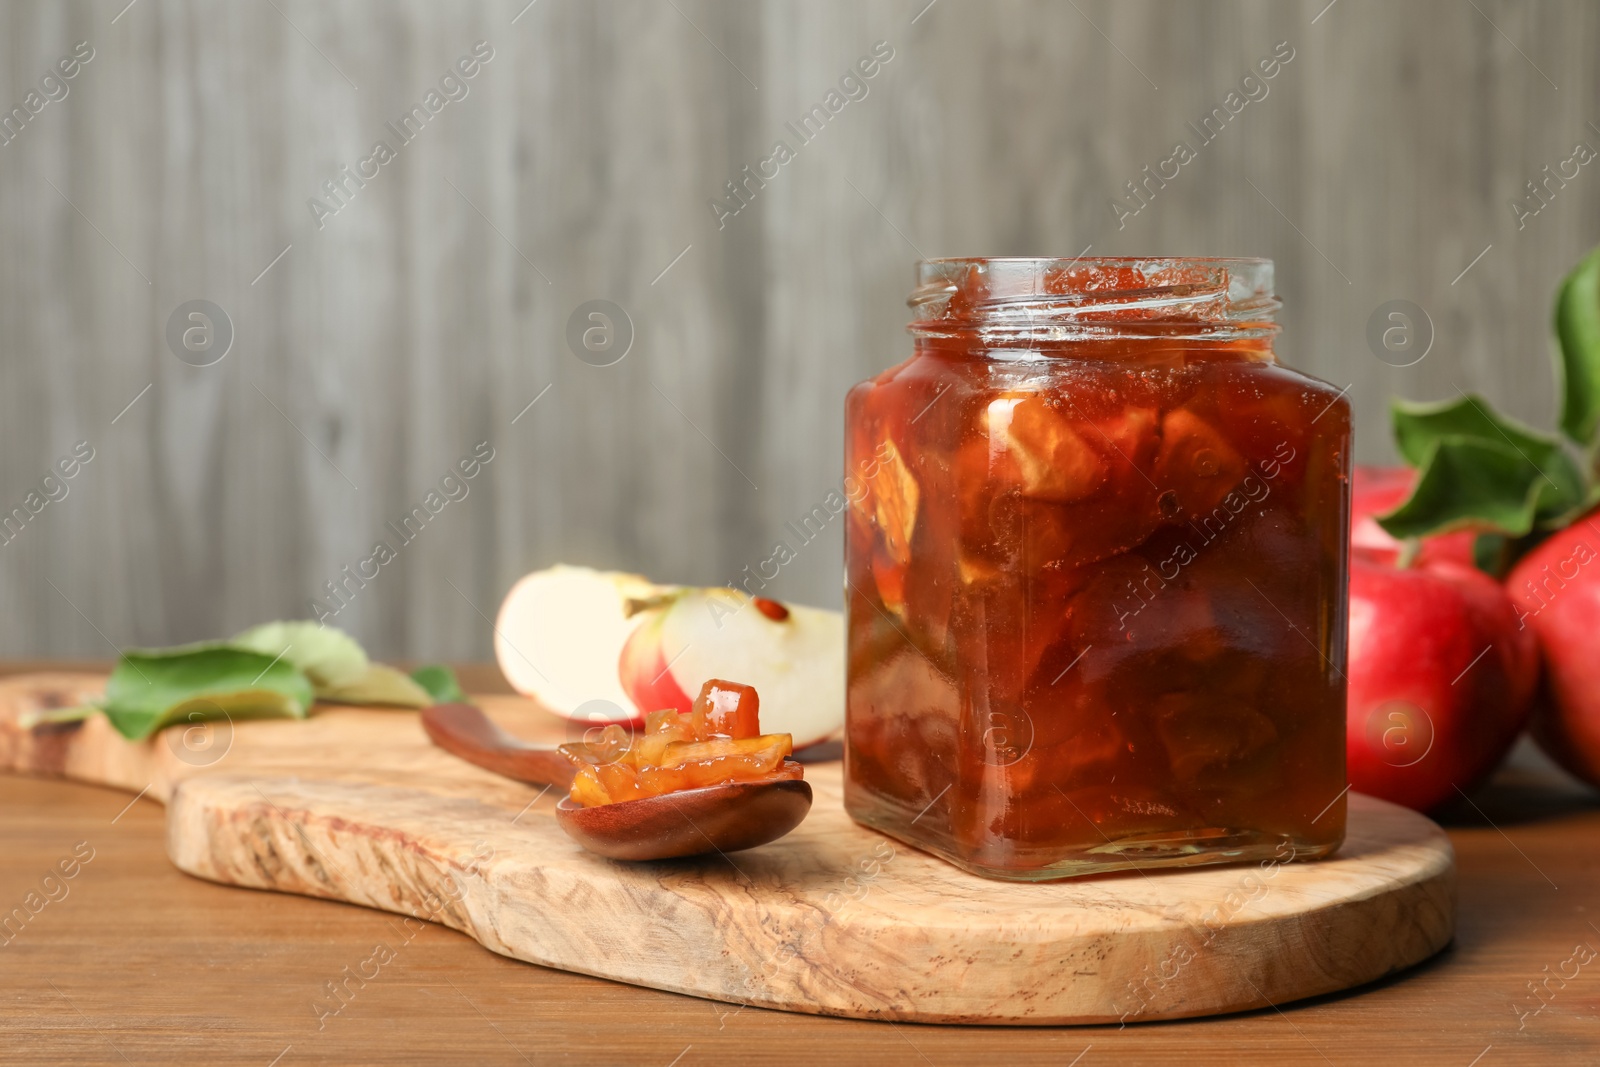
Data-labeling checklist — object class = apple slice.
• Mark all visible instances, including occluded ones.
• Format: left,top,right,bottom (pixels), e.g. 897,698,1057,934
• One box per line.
983,392,1106,503
1152,407,1246,518
619,589,844,749
493,565,668,723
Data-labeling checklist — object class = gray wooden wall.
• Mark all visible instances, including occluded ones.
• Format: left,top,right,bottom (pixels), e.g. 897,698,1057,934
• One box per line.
1,0,1597,660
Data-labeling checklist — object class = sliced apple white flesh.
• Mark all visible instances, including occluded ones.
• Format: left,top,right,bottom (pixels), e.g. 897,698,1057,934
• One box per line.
494,565,666,723
619,589,844,750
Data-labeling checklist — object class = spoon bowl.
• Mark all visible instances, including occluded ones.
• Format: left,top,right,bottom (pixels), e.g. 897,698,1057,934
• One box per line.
421,702,813,861
556,779,813,861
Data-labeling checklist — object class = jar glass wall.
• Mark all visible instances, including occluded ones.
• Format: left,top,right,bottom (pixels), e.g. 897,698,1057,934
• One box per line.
843,258,1351,881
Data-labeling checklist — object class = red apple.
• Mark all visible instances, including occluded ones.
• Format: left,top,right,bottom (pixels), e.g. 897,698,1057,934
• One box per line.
1506,514,1600,787
1350,466,1476,567
1346,554,1538,811
618,588,844,748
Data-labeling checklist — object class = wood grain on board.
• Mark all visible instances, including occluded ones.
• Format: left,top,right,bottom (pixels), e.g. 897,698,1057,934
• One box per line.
0,671,1455,1025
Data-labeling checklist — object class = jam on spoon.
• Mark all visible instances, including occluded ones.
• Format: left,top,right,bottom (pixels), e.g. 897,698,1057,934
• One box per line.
560,678,805,807
420,679,814,861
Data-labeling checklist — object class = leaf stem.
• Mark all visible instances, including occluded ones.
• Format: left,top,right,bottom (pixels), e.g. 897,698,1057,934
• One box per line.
1395,538,1423,569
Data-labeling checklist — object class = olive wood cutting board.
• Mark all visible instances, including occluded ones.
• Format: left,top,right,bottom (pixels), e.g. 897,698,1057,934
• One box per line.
0,672,1455,1025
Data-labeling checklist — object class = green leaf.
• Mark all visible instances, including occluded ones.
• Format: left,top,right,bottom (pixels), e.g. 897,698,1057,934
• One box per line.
318,663,432,708
1384,395,1587,541
102,644,315,741
410,664,466,704
1375,437,1573,540
17,704,98,730
1391,394,1569,469
1471,533,1511,576
1555,244,1600,446
232,621,369,691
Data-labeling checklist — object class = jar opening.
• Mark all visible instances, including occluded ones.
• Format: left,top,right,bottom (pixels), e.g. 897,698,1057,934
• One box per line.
908,257,1280,344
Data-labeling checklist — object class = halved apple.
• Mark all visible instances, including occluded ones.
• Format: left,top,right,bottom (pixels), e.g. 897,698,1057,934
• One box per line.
493,565,667,723
618,588,844,750
493,565,845,748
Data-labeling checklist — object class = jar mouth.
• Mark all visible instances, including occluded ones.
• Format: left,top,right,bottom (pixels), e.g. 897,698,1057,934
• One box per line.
909,257,1280,343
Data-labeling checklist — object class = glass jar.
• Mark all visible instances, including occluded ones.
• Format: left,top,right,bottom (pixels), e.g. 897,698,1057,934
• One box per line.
843,258,1350,881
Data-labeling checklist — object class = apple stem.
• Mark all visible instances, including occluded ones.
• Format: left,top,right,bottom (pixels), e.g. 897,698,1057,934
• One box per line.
1396,538,1422,569
623,592,681,618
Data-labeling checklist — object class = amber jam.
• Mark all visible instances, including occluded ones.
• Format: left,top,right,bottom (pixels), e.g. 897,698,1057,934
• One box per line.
843,258,1350,881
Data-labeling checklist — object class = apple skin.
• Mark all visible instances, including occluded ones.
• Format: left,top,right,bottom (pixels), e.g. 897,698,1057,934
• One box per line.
1506,515,1600,788
615,608,694,720
1346,554,1538,812
1351,466,1477,567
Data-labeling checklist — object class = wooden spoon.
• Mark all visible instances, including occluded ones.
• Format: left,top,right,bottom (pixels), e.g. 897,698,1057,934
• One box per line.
421,700,578,790
421,702,813,861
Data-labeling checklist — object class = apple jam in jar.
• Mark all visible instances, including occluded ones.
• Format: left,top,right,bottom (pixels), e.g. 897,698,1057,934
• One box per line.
843,258,1351,881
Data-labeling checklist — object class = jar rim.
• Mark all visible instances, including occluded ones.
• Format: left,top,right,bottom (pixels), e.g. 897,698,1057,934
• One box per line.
908,256,1280,344
917,255,1273,266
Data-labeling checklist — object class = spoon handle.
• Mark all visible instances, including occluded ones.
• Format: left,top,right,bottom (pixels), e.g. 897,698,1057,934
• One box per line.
421,702,577,789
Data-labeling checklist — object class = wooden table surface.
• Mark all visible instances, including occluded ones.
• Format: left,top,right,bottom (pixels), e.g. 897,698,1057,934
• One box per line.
2,663,1598,1066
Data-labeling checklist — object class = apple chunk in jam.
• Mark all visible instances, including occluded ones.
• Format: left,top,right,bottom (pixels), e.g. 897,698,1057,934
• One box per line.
560,679,804,807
